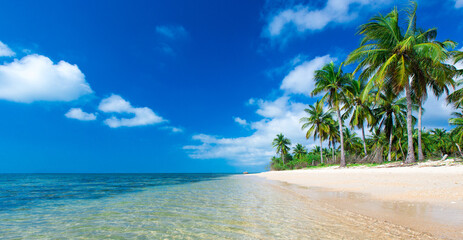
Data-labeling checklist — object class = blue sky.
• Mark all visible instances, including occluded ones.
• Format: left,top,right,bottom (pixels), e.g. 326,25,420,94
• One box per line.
0,0,462,173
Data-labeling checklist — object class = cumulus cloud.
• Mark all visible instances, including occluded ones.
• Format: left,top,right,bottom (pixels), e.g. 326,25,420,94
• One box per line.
455,0,463,8
280,55,333,95
0,54,92,103
264,0,389,38
98,94,165,128
65,108,97,121
184,96,315,166
234,117,248,126
156,25,188,39
0,41,15,57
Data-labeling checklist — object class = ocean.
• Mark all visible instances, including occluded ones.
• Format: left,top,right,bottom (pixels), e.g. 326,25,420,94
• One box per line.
0,174,428,239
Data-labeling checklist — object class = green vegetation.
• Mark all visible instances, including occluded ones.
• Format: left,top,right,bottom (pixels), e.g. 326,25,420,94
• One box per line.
270,1,463,171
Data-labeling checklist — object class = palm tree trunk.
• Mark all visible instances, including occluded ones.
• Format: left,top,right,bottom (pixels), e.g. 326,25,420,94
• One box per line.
455,143,463,159
388,130,393,162
399,137,405,160
332,140,335,163
417,103,424,161
319,137,324,164
361,123,367,156
405,81,416,164
328,141,332,163
281,152,285,165
336,107,346,167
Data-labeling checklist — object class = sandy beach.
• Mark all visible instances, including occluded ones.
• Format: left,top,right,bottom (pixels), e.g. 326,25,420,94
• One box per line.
254,161,463,239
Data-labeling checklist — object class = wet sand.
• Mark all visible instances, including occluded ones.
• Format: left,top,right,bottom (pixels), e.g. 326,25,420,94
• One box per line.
253,164,463,239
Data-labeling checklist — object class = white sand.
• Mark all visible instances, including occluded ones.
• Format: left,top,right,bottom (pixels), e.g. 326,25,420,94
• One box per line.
255,164,463,204
253,162,463,239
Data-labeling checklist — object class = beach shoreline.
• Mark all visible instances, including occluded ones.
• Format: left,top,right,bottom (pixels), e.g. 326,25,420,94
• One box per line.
252,161,463,239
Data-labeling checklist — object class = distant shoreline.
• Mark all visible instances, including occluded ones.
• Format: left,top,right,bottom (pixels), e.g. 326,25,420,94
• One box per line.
252,160,463,239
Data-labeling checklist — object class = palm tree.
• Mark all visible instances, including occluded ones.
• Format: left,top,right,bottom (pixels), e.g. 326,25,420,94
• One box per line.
343,77,374,156
292,144,308,160
300,100,333,164
343,128,363,154
312,62,351,167
449,108,463,158
430,128,448,156
346,1,454,163
272,133,291,165
327,120,339,162
412,29,456,161
373,88,408,162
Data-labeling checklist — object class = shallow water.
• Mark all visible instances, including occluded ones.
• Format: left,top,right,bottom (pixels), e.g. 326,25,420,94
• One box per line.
0,174,432,239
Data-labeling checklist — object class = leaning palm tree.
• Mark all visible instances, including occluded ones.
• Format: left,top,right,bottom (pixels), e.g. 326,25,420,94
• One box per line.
292,144,308,160
412,29,456,161
373,88,408,162
312,62,351,167
300,100,333,164
343,77,374,156
272,133,291,165
346,1,455,163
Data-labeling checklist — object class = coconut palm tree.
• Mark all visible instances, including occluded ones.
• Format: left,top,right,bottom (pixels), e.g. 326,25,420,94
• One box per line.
312,62,351,167
412,28,456,161
272,133,291,165
343,77,374,156
346,1,455,163
327,120,340,162
430,128,449,156
300,100,333,164
343,128,363,154
373,88,408,162
449,107,463,143
292,144,308,160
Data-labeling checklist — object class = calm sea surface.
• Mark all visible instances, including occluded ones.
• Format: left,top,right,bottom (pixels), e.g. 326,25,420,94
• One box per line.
0,174,429,239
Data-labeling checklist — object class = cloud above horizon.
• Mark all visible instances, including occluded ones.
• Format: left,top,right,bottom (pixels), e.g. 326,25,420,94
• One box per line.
280,55,333,95
184,96,314,166
98,94,165,128
0,41,15,57
0,54,92,103
183,54,332,166
455,0,463,8
263,0,390,41
65,108,97,121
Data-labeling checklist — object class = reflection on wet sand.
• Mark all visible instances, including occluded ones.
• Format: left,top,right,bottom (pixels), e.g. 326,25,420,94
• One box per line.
272,179,463,239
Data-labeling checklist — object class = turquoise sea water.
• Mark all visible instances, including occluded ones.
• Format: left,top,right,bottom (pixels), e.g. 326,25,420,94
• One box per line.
0,174,428,239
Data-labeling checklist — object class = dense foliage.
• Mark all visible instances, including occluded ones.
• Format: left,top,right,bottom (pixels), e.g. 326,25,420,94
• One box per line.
270,1,463,170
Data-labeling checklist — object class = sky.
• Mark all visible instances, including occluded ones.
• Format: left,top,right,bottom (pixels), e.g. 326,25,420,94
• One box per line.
0,0,462,173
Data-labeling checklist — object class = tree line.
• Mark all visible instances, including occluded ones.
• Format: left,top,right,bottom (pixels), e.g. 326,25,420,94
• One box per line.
271,2,463,170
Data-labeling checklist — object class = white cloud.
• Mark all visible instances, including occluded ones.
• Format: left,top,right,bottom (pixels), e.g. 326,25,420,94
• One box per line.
280,55,333,95
455,0,463,8
162,125,184,133
0,41,15,57
184,96,316,166
183,55,339,166
156,25,188,39
170,127,184,133
420,48,463,129
264,0,389,38
234,117,248,126
65,108,97,121
421,91,453,129
98,94,165,128
0,54,92,103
